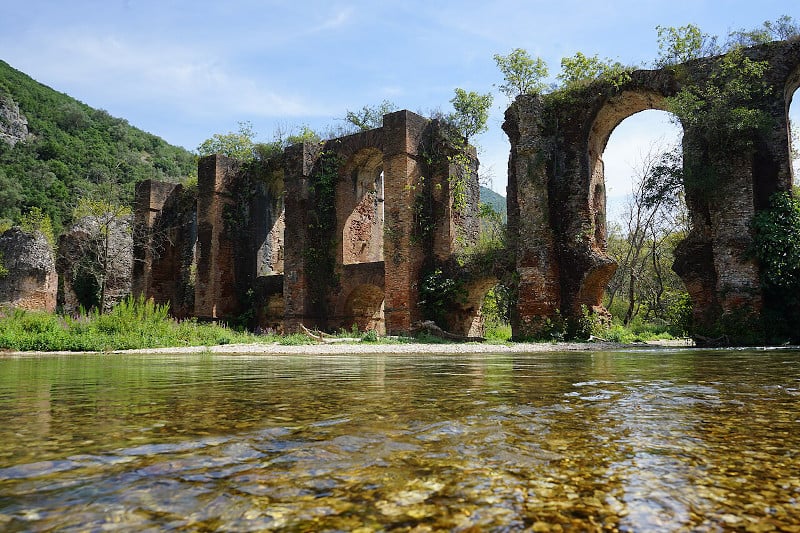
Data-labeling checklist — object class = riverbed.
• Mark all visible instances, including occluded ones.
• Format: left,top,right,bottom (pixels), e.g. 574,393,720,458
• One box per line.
0,348,798,530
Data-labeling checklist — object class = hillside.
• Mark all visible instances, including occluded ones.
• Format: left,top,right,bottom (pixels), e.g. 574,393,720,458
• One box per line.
0,59,509,236
0,60,195,232
479,186,507,222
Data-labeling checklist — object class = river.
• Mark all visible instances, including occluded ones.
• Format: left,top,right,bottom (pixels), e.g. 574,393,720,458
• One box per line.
0,348,798,531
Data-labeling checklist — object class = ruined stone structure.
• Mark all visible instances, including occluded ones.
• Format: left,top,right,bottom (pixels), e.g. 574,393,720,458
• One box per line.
135,40,800,343
58,215,134,313
504,39,800,340
0,228,57,312
134,111,480,335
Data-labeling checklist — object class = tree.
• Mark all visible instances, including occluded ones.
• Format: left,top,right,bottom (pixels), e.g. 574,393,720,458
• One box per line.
65,198,133,312
196,121,256,161
18,206,55,250
655,24,718,67
557,52,631,90
448,88,493,142
344,100,397,132
752,191,800,341
493,48,549,100
605,143,688,328
727,15,800,47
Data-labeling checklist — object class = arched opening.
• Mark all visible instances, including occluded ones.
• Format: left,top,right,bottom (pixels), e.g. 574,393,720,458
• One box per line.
343,284,385,334
256,169,285,276
337,148,384,265
595,105,691,336
476,280,512,341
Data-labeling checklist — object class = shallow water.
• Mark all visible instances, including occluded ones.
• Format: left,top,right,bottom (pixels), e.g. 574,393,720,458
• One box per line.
0,349,798,531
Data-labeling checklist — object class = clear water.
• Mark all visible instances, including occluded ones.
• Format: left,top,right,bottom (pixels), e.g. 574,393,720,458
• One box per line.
0,349,798,531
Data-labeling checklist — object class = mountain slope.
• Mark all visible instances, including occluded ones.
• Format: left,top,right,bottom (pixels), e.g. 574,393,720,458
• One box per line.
0,60,195,232
479,186,507,222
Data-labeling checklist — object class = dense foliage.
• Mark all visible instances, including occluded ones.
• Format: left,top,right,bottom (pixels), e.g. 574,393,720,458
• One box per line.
0,296,258,351
752,192,800,342
0,60,195,233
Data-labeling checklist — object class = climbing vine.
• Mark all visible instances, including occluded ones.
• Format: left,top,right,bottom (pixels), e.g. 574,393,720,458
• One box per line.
666,49,772,199
304,150,341,312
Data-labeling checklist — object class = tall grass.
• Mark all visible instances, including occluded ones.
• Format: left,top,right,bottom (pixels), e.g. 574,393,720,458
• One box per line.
0,296,258,352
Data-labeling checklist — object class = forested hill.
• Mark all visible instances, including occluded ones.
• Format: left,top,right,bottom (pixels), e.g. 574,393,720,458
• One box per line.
479,186,507,222
0,60,195,233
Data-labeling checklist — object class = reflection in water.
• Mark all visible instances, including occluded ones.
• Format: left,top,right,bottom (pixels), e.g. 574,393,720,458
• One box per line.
0,350,798,530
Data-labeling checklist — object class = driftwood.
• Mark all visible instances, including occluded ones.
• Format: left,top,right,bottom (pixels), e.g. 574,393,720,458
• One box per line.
299,324,360,344
410,320,485,342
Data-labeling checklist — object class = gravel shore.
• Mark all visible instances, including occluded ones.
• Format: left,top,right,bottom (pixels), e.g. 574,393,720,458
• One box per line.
2,338,694,357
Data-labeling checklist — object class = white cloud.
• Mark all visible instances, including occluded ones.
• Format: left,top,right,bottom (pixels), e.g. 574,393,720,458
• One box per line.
7,30,327,120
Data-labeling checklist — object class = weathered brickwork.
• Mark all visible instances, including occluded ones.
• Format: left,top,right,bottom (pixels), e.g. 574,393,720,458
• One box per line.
504,39,800,340
134,110,480,335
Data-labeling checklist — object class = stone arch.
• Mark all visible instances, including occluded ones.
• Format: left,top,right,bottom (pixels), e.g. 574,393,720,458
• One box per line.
336,148,384,265
575,90,680,311
444,276,501,338
587,91,673,248
342,283,385,334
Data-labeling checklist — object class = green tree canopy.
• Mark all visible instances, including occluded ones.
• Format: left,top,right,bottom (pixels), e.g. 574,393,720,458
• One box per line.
655,24,719,66
557,52,631,89
448,88,493,141
344,100,397,132
493,48,549,100
196,121,257,161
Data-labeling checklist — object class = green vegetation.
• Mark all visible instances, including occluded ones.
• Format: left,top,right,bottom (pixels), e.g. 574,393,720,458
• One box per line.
752,191,800,342
448,88,493,142
344,100,397,132
493,48,549,99
0,60,195,234
0,296,257,352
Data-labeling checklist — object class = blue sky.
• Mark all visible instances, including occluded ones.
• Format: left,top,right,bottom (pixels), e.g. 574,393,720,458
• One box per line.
1,0,797,203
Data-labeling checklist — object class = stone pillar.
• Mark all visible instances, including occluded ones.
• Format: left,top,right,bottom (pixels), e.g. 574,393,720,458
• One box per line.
503,98,563,338
674,129,764,334
282,143,318,332
132,180,177,299
382,110,429,334
195,154,239,319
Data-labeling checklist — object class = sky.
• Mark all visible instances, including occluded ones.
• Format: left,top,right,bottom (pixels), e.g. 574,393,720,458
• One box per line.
1,0,798,206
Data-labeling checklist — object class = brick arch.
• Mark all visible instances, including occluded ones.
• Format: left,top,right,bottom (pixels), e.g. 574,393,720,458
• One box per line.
505,39,800,342
336,147,384,265
445,276,500,338
341,283,385,334
579,94,682,309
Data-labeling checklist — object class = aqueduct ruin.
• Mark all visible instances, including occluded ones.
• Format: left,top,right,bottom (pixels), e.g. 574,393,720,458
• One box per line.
133,38,800,342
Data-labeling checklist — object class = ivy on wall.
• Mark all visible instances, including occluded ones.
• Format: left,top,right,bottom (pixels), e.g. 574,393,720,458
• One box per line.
304,150,341,313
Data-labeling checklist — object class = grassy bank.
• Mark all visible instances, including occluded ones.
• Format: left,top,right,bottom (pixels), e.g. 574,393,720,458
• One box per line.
0,297,259,352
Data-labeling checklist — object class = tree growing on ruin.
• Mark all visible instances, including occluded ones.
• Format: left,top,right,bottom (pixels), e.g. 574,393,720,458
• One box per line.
557,52,632,90
196,121,257,161
448,88,493,142
64,198,132,312
344,100,397,132
493,48,549,99
727,15,800,47
655,24,719,66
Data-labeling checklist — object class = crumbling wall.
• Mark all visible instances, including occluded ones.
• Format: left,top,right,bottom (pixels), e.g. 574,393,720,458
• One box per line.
505,39,800,341
133,110,481,335
0,228,57,312
133,180,197,317
58,215,132,314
